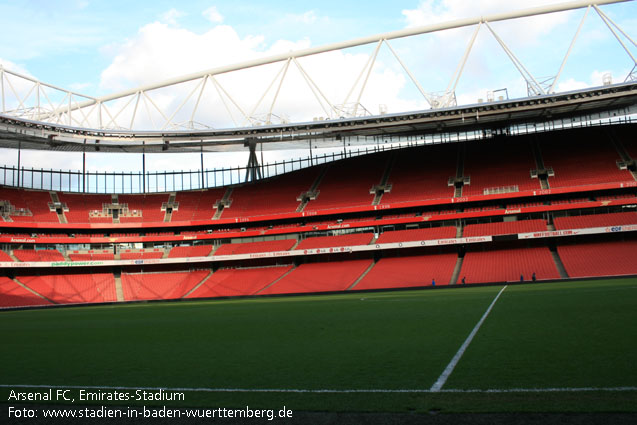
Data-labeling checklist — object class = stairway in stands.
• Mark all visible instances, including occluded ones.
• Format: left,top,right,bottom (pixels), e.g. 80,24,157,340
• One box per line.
608,128,637,182
213,188,233,219
371,153,396,205
296,166,328,212
549,246,569,279
530,137,552,189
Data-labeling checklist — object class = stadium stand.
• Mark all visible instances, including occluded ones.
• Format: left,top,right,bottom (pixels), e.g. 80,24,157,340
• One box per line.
0,250,14,261
540,129,633,188
214,239,297,255
69,252,115,261
355,253,458,290
296,233,374,250
463,138,540,196
121,270,209,301
13,249,65,262
379,144,456,204
119,250,164,260
171,188,228,222
558,240,637,277
553,211,637,230
168,245,213,258
460,247,560,283
17,273,117,304
260,259,374,295
463,219,547,237
305,153,387,211
187,265,294,298
221,167,321,218
57,193,113,223
0,188,58,222
376,227,457,243
0,276,51,307
118,194,168,223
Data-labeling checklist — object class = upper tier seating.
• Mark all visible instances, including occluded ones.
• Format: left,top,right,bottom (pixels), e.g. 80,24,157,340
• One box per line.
376,227,457,244
187,265,294,298
0,276,51,307
305,153,388,211
553,211,637,230
118,194,169,223
0,188,58,222
171,188,228,222
295,233,373,250
17,273,117,304
380,144,456,204
557,240,637,277
13,249,65,262
463,138,541,196
121,270,209,301
214,239,297,256
221,167,320,219
260,259,373,295
168,245,213,258
540,128,633,188
57,193,112,223
460,247,560,284
355,253,458,290
463,220,547,237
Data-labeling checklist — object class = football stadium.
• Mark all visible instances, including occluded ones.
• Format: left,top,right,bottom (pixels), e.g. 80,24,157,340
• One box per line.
1,0,636,423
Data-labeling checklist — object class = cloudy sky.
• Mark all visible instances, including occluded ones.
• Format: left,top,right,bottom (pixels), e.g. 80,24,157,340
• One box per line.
0,0,635,181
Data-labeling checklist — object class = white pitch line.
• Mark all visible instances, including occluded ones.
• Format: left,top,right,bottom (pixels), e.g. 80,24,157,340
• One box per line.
430,285,508,392
0,384,635,394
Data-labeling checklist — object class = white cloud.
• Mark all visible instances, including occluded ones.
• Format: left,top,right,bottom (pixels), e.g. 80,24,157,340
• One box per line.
203,6,224,24
96,20,420,130
556,70,613,92
161,9,186,27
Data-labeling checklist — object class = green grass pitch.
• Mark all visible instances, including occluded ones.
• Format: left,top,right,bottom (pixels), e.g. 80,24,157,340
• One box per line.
1,277,636,413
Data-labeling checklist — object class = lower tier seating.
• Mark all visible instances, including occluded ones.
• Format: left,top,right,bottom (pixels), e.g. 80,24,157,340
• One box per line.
460,247,560,284
558,240,637,277
187,265,294,298
260,259,373,295
17,273,117,304
121,270,209,301
0,276,51,307
355,253,458,290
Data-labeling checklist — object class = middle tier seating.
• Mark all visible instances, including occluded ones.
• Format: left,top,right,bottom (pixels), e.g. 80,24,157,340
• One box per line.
553,211,637,230
463,219,547,237
214,239,297,255
13,249,65,262
376,227,457,243
460,247,560,284
295,233,374,250
168,245,213,258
